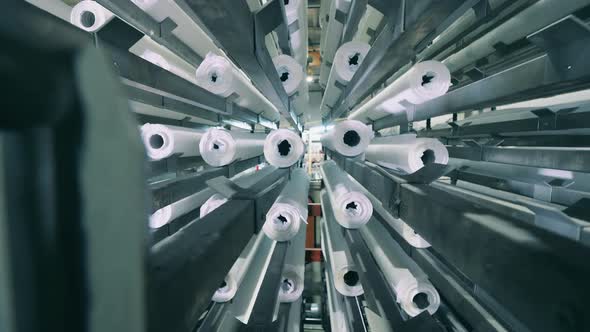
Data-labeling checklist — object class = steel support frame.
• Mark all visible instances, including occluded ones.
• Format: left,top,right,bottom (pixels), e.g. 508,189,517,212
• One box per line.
95,17,277,129
179,0,301,131
332,157,590,332
148,167,290,332
373,15,590,130
327,0,477,120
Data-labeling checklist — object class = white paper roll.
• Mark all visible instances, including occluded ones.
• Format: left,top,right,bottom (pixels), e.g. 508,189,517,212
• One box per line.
320,120,373,157
360,219,440,317
70,0,114,32
212,234,261,302
324,268,350,332
348,61,451,122
278,221,307,302
263,169,309,241
319,0,353,85
130,0,222,59
140,123,202,160
320,191,364,297
365,134,449,174
272,55,309,116
284,0,309,68
353,5,384,44
320,161,372,228
149,188,213,228
199,193,228,218
263,129,305,168
199,128,266,167
196,53,280,121
321,41,370,114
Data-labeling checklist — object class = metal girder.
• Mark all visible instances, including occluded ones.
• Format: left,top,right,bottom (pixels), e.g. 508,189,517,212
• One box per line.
342,297,368,331
148,167,290,332
447,145,590,173
95,17,277,129
333,158,590,332
326,0,476,120
180,0,301,131
95,0,203,67
342,229,444,331
373,15,590,130
340,0,368,44
148,199,255,332
369,208,508,331
148,155,207,179
420,105,590,139
1,3,147,332
149,167,227,212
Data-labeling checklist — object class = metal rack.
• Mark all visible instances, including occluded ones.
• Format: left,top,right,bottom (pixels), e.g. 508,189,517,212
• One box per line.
328,152,590,331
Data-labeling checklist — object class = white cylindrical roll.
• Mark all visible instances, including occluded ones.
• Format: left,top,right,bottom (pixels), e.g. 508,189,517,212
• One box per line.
321,41,370,114
199,193,228,218
324,269,350,332
272,55,309,115
348,61,451,123
365,134,449,174
279,221,307,302
212,234,262,302
149,188,213,228
320,191,364,297
264,129,305,168
195,53,280,121
70,0,114,32
263,169,309,241
140,123,202,160
284,0,309,68
199,128,266,167
353,5,384,44
320,161,372,228
130,0,221,59
320,120,373,157
321,0,353,80
360,219,440,317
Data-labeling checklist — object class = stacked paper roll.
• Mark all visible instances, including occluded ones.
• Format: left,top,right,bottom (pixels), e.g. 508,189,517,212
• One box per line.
263,169,309,241
130,37,198,84
321,191,364,297
199,128,266,167
130,0,221,58
231,234,278,324
140,123,202,160
70,0,114,32
196,53,280,121
320,161,372,228
319,0,353,86
278,221,307,303
353,5,384,44
324,267,350,332
320,120,373,157
149,188,213,229
321,41,370,114
264,129,305,168
360,219,440,317
365,134,449,174
284,0,309,68
273,55,309,116
348,61,451,123
212,234,261,302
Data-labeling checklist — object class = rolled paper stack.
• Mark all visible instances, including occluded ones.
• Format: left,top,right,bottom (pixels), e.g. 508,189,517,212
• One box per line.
199,128,267,167
140,123,203,161
320,120,373,157
70,0,113,32
263,129,305,168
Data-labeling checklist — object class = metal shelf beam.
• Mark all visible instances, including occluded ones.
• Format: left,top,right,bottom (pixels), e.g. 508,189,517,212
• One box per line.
179,0,301,131
332,156,590,332
326,0,476,120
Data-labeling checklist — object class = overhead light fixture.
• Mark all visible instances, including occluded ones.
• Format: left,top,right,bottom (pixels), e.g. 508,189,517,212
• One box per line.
306,76,314,82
